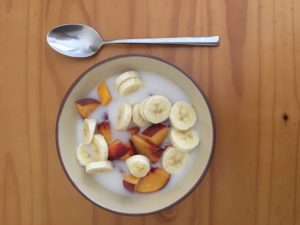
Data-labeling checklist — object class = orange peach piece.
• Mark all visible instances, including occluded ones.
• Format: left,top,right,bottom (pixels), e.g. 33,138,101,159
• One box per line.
75,98,100,119
97,121,112,144
141,123,169,146
97,81,112,106
131,135,162,163
135,168,170,193
108,140,130,160
123,175,140,192
119,142,135,160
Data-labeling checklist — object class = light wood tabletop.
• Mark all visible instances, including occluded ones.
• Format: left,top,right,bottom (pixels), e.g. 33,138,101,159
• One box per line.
1,0,299,224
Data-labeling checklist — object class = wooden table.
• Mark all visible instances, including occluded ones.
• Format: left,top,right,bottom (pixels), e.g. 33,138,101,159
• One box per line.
1,0,299,224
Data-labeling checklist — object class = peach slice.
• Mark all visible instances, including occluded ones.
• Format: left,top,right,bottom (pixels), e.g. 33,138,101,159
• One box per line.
123,175,140,192
141,123,169,146
135,168,170,193
75,98,100,119
127,127,140,136
108,140,130,160
131,135,162,163
119,142,135,160
97,121,112,144
97,81,112,106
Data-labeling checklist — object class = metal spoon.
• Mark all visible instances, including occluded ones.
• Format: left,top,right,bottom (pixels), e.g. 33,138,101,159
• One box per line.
47,24,220,58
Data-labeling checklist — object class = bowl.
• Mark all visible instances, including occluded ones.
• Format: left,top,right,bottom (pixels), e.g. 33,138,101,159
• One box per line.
56,54,215,215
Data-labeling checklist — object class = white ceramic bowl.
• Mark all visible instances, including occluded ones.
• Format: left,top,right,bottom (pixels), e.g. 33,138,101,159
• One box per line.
56,55,215,215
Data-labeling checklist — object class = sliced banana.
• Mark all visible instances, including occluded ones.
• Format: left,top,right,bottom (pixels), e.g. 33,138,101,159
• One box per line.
85,161,114,174
126,155,151,178
115,71,139,90
76,145,92,166
143,95,172,124
139,97,151,122
82,118,97,144
170,128,200,152
162,146,189,173
115,102,132,130
132,104,150,127
118,77,143,96
92,134,108,160
170,101,197,130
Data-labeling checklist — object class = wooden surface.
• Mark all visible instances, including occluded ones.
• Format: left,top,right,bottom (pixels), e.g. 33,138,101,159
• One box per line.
0,0,299,224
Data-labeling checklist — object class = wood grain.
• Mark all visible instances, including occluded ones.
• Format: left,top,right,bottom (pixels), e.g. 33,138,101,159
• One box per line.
0,0,299,224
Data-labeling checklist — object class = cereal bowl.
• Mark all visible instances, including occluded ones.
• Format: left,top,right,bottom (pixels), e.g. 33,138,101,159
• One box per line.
56,54,215,215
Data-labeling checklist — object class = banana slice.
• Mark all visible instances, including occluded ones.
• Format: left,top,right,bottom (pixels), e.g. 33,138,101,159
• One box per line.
85,161,114,174
76,145,92,166
115,102,132,130
126,155,151,178
132,104,150,127
170,101,197,130
115,71,139,90
92,134,108,160
118,77,143,96
170,128,200,152
143,95,172,124
82,118,97,144
162,146,189,173
139,97,151,122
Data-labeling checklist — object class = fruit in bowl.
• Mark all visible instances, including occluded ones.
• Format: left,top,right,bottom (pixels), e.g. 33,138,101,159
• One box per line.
73,69,202,194
56,55,214,215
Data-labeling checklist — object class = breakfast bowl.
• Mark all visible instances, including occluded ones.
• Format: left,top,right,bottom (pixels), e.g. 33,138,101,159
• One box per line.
56,54,215,215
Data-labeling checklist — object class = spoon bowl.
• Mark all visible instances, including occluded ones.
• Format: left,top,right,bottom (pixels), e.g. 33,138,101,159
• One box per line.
47,24,220,58
47,24,103,57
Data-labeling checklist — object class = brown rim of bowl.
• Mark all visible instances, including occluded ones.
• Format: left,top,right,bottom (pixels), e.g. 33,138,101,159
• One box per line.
55,54,216,216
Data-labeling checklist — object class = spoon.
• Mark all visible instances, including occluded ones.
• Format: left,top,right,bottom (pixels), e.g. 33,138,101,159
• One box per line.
47,24,220,58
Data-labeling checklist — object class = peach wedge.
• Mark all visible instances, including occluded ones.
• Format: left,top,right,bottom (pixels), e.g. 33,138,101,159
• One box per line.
108,140,131,160
97,121,112,144
141,123,169,146
75,98,100,119
119,142,135,160
131,135,162,163
97,81,112,106
135,168,170,193
123,175,140,192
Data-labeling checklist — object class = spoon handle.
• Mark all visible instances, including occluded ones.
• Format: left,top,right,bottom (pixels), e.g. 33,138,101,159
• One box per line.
103,36,220,46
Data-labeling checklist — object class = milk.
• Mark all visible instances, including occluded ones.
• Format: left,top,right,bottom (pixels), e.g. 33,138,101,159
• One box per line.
76,71,199,196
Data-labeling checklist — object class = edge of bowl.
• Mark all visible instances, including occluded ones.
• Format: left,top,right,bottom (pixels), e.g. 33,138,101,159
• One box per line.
55,54,216,216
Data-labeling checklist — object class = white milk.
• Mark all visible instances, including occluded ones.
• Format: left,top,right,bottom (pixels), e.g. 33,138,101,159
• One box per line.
76,71,199,196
